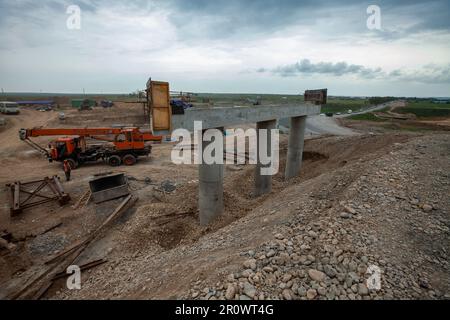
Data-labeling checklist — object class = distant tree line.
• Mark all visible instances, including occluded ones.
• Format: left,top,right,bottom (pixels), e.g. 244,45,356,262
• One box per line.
128,90,146,99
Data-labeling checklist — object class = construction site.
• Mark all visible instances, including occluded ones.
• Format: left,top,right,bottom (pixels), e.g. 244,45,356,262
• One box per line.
0,80,449,301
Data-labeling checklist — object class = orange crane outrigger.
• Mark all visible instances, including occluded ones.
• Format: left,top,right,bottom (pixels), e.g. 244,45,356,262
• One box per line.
19,127,162,169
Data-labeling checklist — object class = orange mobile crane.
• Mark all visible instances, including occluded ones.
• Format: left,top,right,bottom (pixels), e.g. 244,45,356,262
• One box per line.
19,127,162,169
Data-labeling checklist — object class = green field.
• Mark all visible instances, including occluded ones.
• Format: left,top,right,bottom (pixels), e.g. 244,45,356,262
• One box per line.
320,100,368,114
397,100,450,118
320,97,394,114
397,107,450,118
348,113,387,122
405,100,450,109
348,99,450,122
195,93,305,105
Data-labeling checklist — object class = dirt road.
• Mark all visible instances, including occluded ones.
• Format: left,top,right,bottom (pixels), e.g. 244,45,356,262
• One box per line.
305,115,356,136
0,109,55,149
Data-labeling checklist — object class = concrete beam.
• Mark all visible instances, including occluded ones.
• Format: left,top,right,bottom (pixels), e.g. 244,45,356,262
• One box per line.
285,116,307,180
254,119,277,197
180,104,320,130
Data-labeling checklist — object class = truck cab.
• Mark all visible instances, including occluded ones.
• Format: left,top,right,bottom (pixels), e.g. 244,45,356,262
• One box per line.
49,137,81,161
0,102,20,115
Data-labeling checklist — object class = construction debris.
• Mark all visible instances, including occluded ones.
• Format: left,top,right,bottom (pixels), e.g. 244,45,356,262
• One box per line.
6,176,70,215
0,237,16,251
160,180,176,193
71,190,91,210
47,194,136,265
127,175,153,184
93,171,114,177
8,195,137,300
13,221,63,241
52,259,107,281
89,173,130,204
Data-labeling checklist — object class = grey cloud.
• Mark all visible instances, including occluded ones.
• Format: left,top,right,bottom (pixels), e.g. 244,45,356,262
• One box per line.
161,0,450,41
0,0,449,94
262,59,450,84
390,64,450,84
271,59,384,79
1,0,448,43
369,1,450,42
389,70,403,77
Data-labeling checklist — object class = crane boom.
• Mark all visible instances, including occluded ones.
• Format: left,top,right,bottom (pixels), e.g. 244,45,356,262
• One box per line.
19,127,162,142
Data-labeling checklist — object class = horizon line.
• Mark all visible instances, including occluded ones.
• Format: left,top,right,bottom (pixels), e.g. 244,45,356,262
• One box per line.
1,91,449,99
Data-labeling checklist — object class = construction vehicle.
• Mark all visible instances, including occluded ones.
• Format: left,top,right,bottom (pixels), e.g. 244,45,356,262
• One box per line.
71,99,96,111
100,100,114,108
0,102,20,115
19,127,162,169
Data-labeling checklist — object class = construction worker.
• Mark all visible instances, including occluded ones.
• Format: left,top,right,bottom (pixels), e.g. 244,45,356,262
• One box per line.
63,159,71,181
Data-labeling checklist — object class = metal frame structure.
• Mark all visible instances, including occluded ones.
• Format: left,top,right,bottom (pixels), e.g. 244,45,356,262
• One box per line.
7,176,70,215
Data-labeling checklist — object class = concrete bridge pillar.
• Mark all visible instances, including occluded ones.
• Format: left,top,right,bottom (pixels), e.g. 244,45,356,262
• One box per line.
285,115,307,180
198,128,224,225
254,119,277,196
182,103,320,225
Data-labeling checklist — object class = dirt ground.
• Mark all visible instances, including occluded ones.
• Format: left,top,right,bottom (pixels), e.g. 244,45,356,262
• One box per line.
0,104,448,300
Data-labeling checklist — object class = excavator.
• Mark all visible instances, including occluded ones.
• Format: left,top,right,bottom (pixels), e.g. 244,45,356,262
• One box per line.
19,127,163,169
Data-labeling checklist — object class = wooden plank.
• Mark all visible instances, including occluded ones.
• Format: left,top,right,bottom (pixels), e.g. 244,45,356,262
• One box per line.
45,195,134,264
51,259,107,280
151,81,172,131
10,196,136,300
13,183,20,211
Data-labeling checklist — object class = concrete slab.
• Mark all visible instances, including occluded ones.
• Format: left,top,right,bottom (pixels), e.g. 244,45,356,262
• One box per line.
178,104,320,130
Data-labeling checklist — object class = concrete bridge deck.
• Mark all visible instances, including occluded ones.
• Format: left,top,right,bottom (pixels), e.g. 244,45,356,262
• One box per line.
180,104,320,130
171,103,321,225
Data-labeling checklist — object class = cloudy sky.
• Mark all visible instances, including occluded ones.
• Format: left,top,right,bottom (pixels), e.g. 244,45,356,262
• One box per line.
0,0,449,96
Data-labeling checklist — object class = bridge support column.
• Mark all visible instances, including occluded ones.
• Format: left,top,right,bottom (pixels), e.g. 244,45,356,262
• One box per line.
254,119,277,196
198,128,224,225
285,115,307,180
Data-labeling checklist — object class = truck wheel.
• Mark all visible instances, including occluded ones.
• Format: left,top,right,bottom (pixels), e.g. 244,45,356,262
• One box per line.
108,155,121,167
122,154,137,166
65,158,78,169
